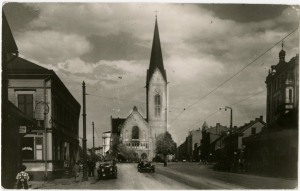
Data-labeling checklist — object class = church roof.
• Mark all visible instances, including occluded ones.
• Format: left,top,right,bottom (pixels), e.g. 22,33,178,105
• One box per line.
111,106,148,134
147,17,167,84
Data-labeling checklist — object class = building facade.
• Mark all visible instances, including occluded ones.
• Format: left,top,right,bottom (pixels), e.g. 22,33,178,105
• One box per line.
266,44,299,126
110,17,168,161
102,131,111,156
243,47,298,178
7,57,81,180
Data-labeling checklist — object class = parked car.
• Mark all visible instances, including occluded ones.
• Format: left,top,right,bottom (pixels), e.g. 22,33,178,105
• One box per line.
137,161,155,173
97,159,118,179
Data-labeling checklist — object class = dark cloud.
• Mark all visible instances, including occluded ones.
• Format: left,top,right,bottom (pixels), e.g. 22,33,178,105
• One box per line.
3,3,38,32
200,4,289,22
80,33,150,62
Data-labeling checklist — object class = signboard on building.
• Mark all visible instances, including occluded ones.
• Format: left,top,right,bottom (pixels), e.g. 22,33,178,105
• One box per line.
19,126,26,133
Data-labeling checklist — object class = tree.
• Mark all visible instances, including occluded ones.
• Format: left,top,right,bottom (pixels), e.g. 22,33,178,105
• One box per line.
112,143,138,162
155,131,177,164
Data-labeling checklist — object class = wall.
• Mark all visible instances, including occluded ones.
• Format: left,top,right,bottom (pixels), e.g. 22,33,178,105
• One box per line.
147,68,167,138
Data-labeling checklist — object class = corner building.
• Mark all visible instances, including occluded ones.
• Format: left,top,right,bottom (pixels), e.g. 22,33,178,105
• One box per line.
111,17,168,161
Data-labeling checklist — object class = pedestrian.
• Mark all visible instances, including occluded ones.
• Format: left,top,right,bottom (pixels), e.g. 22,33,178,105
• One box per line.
16,165,29,189
240,159,245,173
73,162,80,183
90,160,95,177
87,159,91,177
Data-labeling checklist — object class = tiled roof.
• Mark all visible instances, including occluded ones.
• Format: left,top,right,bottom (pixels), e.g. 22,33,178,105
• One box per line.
147,17,167,84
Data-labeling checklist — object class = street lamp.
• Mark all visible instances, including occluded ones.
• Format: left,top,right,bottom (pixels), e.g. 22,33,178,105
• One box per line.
34,101,49,180
220,106,233,157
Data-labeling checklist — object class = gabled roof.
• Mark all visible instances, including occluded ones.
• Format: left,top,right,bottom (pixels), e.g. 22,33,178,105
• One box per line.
8,56,49,72
236,118,266,134
147,17,167,84
111,106,148,134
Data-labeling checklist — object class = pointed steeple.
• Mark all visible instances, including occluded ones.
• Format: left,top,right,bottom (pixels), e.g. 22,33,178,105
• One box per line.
147,17,167,84
202,121,209,132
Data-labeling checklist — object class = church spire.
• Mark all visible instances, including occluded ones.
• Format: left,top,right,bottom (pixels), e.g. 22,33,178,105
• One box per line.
147,16,167,84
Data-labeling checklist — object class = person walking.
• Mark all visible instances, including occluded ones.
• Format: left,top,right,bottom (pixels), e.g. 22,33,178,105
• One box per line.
73,162,80,183
16,165,29,189
90,160,95,177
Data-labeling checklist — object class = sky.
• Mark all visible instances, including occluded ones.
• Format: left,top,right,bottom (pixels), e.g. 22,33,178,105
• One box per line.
3,2,299,148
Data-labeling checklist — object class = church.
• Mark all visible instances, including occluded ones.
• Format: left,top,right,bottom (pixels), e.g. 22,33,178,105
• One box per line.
110,17,168,161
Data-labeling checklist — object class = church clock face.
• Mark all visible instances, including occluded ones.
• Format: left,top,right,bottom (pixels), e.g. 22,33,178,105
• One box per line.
155,88,160,94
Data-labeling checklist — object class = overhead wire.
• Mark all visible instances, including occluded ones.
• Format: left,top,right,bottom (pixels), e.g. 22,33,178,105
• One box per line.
168,27,298,125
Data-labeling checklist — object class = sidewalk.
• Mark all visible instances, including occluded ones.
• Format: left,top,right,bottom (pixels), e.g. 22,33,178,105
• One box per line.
30,172,98,189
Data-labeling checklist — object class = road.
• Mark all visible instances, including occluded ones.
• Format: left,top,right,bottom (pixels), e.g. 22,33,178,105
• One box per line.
39,162,297,189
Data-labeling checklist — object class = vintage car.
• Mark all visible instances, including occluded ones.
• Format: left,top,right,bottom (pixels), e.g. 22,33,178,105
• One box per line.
137,161,155,172
97,159,117,179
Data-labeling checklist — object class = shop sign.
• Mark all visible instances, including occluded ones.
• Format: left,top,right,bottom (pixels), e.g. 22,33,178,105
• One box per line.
19,126,26,133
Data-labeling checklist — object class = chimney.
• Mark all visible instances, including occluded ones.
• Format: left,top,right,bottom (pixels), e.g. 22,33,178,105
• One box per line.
260,116,263,121
255,118,259,121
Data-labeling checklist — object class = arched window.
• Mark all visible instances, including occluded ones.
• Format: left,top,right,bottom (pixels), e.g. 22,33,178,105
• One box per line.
155,94,161,106
155,94,161,117
132,126,139,139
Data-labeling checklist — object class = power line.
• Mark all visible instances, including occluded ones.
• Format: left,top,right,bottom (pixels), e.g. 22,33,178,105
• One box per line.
171,88,267,134
169,27,298,125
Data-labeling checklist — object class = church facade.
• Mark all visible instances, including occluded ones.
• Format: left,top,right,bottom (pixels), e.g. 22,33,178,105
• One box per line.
110,17,168,161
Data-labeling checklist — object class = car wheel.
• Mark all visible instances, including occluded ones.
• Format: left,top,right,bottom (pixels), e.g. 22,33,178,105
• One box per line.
114,173,118,179
152,169,155,173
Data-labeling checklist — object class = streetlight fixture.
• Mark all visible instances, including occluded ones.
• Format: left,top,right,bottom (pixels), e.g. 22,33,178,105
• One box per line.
220,106,233,156
33,101,49,180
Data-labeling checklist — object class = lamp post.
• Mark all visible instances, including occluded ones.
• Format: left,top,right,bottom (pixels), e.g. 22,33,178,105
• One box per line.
33,101,49,180
220,106,233,156
82,81,88,181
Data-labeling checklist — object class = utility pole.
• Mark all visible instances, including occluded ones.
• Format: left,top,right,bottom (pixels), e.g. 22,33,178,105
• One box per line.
92,122,95,149
82,81,88,181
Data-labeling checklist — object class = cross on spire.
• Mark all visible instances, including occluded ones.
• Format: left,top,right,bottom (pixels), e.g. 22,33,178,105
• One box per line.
282,41,284,50
155,10,158,18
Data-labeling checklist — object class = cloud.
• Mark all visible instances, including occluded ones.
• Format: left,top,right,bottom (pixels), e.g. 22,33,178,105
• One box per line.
15,30,92,64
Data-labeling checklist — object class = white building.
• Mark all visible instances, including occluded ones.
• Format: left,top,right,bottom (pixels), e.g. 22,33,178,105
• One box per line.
102,131,111,156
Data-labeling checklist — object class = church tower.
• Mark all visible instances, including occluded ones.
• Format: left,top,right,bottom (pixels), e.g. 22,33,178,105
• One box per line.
146,16,168,141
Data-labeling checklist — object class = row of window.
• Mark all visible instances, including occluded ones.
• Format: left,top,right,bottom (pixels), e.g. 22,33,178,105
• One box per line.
17,94,79,134
52,98,78,134
125,142,148,148
22,136,71,161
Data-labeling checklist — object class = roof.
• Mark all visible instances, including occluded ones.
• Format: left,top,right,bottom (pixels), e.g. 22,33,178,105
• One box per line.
236,118,266,134
111,106,147,134
2,11,18,54
147,17,167,84
8,56,49,72
111,117,126,134
7,56,81,110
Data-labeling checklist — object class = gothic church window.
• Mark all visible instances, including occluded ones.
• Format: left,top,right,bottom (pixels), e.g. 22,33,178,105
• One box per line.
132,126,139,139
155,94,161,117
